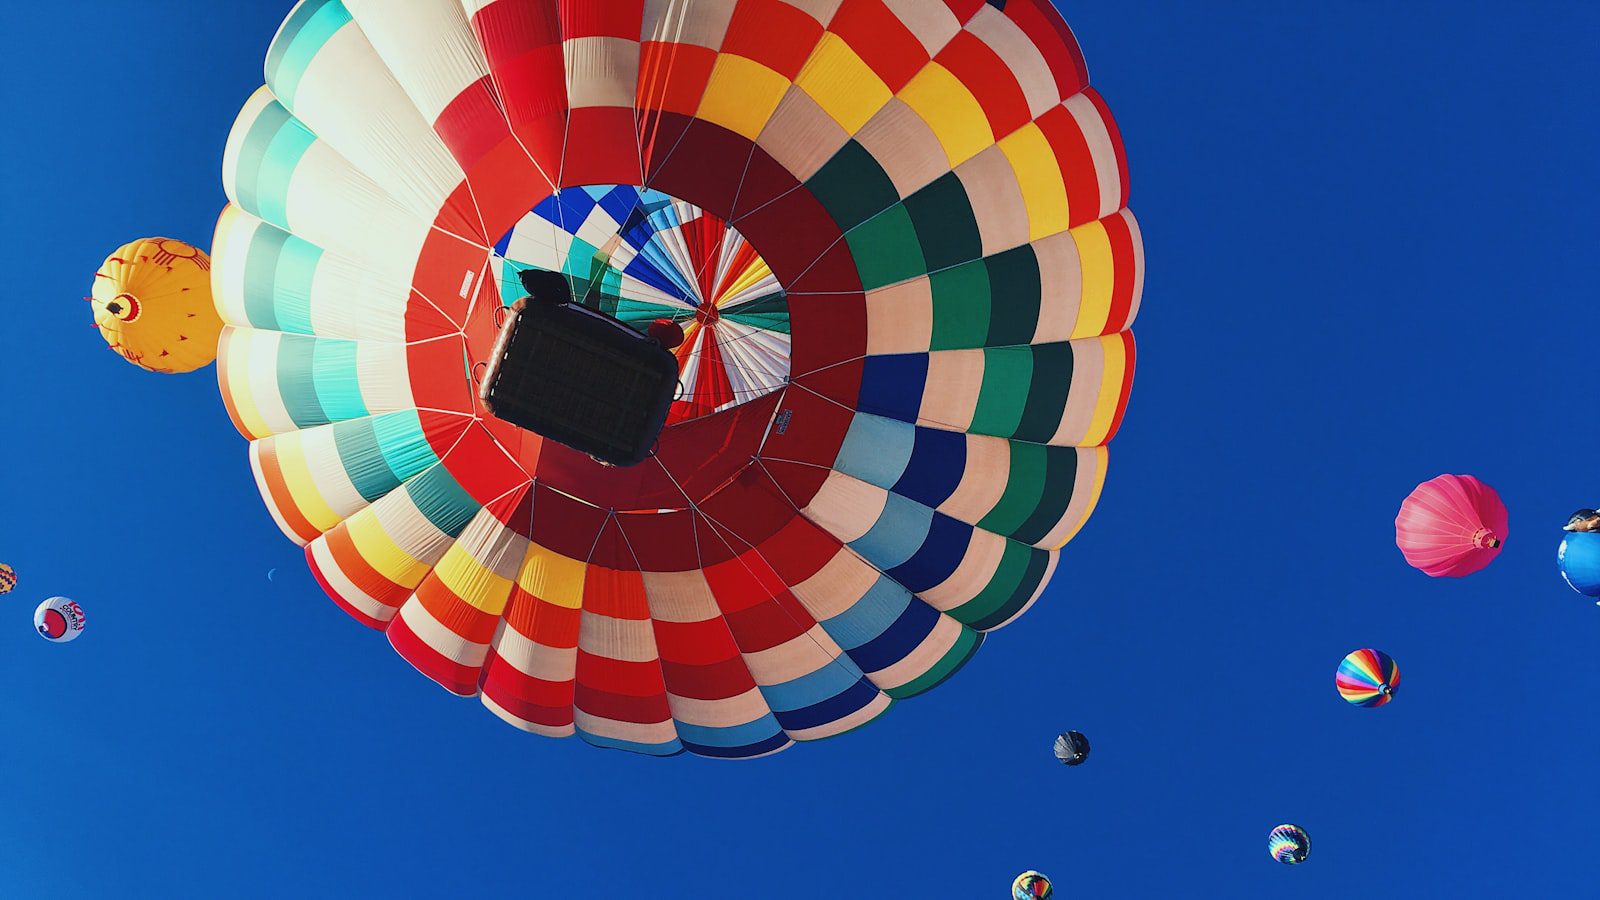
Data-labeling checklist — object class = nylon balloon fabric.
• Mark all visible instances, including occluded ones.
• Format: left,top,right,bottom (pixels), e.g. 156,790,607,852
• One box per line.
1336,648,1399,708
213,0,1143,758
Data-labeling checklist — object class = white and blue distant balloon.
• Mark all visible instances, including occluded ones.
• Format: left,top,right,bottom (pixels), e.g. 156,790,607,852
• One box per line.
34,597,85,643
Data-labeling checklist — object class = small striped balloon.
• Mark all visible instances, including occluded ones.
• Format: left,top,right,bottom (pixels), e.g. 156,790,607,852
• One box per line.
0,563,15,594
1012,871,1053,899
1336,648,1400,707
1268,824,1310,865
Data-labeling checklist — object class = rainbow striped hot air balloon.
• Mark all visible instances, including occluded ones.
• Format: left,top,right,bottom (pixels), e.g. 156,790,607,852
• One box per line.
1336,648,1399,707
1268,824,1310,865
210,0,1144,757
1013,871,1053,899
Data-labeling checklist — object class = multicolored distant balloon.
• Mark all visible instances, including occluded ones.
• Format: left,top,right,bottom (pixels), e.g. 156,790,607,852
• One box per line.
1012,871,1053,900
1395,474,1507,577
1336,648,1399,707
1558,532,1600,600
212,0,1144,757
1268,824,1310,865
90,238,222,373
0,563,15,595
1053,730,1090,766
34,597,85,643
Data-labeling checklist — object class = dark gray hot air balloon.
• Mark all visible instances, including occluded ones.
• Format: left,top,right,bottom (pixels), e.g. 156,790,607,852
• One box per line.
1053,731,1090,766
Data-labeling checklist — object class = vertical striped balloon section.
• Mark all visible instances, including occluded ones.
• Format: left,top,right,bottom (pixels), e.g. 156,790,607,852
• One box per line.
211,0,1143,758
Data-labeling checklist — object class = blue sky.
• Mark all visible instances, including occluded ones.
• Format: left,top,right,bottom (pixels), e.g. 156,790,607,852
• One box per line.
1,2,1595,896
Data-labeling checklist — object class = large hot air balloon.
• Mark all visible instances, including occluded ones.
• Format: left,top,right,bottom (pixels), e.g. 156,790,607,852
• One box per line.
212,0,1142,757
1336,648,1399,707
90,238,222,373
1012,871,1053,900
0,563,15,595
1268,824,1310,865
34,597,85,643
1395,474,1507,577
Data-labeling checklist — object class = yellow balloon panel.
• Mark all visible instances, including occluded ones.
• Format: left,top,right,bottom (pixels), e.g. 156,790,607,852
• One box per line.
91,238,222,373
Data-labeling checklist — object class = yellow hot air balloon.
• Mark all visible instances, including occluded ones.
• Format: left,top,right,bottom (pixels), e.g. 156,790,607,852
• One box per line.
90,238,222,373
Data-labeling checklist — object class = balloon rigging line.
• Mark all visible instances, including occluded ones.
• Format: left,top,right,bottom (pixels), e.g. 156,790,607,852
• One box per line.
651,447,880,718
749,452,970,691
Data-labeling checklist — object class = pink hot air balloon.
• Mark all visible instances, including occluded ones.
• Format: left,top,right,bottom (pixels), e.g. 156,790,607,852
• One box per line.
1395,474,1508,577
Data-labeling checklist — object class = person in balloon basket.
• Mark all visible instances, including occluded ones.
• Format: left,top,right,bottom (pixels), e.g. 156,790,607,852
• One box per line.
1564,510,1600,533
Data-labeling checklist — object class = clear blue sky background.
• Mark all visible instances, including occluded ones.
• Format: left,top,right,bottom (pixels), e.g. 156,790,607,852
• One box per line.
0,2,1594,897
